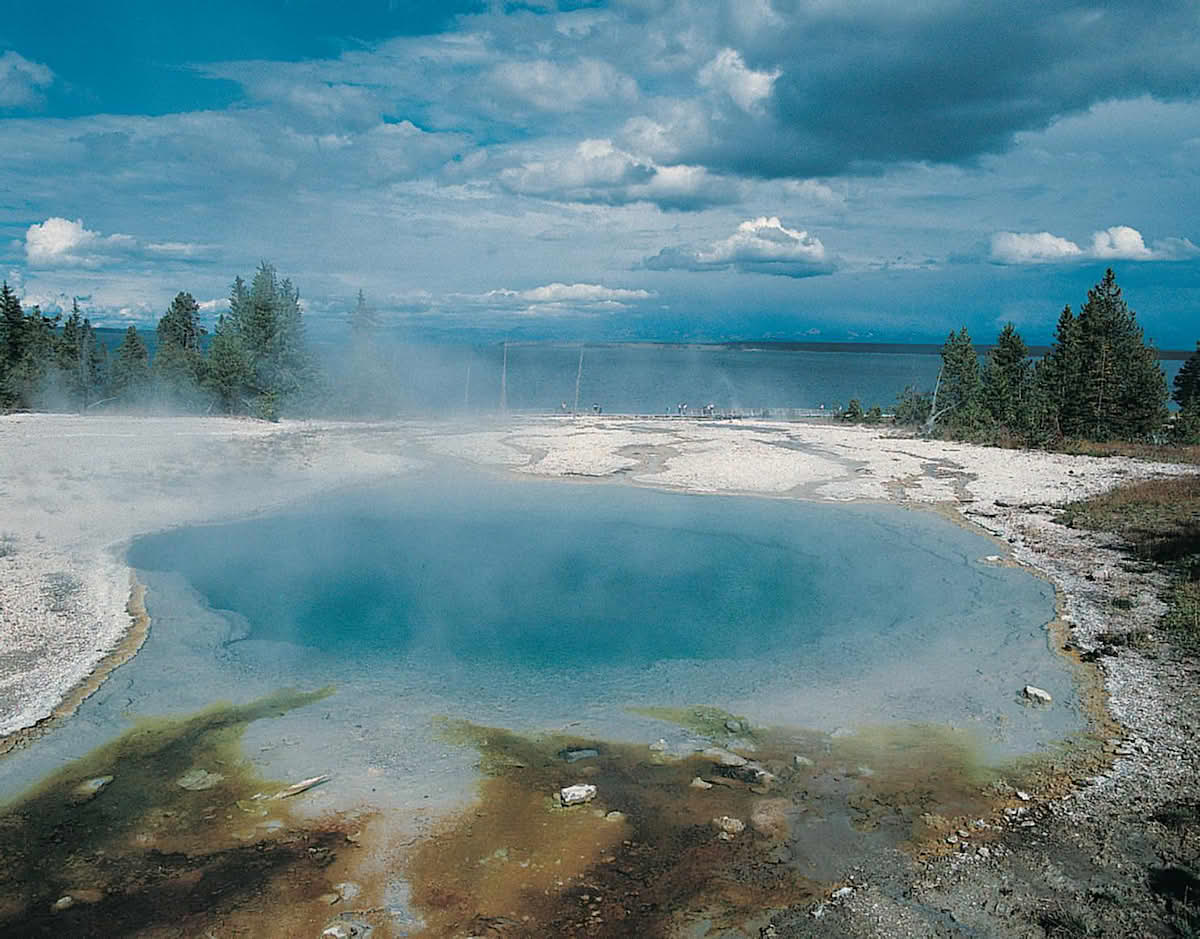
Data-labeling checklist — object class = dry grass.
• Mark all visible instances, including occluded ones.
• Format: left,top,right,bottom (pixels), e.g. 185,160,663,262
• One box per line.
1063,474,1200,642
1058,438,1200,465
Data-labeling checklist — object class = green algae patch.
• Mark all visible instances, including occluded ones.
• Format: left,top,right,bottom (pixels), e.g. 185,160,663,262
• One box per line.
631,704,756,739
0,686,365,937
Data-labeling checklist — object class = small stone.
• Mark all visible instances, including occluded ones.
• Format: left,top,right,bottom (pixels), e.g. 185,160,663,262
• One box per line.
335,882,361,902
559,784,597,807
1016,790,1031,801
177,768,224,791
712,815,745,840
724,719,744,734
792,754,814,769
1022,685,1052,706
831,886,854,900
690,776,713,790
811,903,826,920
977,846,991,859
604,811,626,823
946,835,959,844
560,748,599,763
52,896,74,912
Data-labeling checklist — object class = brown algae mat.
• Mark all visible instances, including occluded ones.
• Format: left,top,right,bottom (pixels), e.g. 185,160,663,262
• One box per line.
0,697,1107,938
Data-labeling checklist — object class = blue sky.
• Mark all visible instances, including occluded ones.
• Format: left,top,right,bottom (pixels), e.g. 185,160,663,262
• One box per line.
2,0,1198,345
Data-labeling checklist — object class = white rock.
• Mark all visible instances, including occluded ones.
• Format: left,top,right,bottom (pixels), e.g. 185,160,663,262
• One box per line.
690,776,713,790
1016,790,1031,801
792,754,814,768
52,896,74,912
648,738,669,752
559,784,597,807
1022,685,1053,706
832,886,854,900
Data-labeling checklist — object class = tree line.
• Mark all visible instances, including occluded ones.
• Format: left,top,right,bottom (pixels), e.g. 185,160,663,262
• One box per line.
0,262,331,420
883,269,1199,446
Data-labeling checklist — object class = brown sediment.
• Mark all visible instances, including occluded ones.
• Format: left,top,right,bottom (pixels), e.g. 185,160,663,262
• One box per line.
0,574,152,759
0,686,381,938
400,719,1029,937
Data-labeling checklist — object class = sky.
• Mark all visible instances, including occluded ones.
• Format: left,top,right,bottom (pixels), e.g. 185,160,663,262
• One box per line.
1,0,1199,346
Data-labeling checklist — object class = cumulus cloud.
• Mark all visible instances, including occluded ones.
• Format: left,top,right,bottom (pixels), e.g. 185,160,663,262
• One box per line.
499,138,739,210
991,225,1200,264
25,217,214,269
989,231,1084,264
0,51,53,110
644,216,834,277
698,49,779,114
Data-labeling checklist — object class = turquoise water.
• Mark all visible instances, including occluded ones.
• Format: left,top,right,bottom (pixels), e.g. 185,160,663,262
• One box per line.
128,478,1045,675
0,475,1084,813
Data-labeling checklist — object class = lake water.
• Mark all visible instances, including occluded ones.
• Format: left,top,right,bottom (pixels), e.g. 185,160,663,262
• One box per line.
372,343,1186,415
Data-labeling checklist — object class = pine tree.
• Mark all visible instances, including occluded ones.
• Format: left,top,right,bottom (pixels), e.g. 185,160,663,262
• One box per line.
1035,305,1081,438
0,282,24,400
206,314,251,413
936,327,986,433
154,292,207,406
981,322,1030,431
1072,269,1166,440
1173,341,1200,410
110,326,151,403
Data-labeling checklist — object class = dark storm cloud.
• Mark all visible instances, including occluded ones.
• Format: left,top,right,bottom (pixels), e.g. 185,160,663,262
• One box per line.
669,0,1200,177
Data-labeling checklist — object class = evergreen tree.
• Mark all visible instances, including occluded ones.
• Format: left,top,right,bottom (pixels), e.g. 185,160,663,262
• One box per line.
345,288,390,415
1173,341,1200,410
981,322,1031,431
0,282,23,385
206,314,251,413
936,327,986,432
54,300,104,409
4,305,59,409
1072,269,1167,440
154,292,207,406
110,326,151,404
1034,305,1082,439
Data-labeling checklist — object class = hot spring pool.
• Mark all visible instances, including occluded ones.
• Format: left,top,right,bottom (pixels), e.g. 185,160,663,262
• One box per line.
0,473,1083,811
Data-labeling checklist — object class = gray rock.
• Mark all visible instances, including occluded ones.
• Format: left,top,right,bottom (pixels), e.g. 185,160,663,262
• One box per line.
560,748,599,763
70,775,113,804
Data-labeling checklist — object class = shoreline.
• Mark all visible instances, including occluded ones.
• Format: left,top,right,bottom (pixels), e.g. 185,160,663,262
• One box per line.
1,412,1197,934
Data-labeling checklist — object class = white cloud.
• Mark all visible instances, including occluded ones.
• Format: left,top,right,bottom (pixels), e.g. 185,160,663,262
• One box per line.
500,138,738,210
698,49,779,114
645,216,833,277
25,217,214,269
1090,225,1154,260
991,225,1200,263
519,282,652,303
489,58,637,113
0,51,53,110
26,218,136,268
989,231,1083,264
